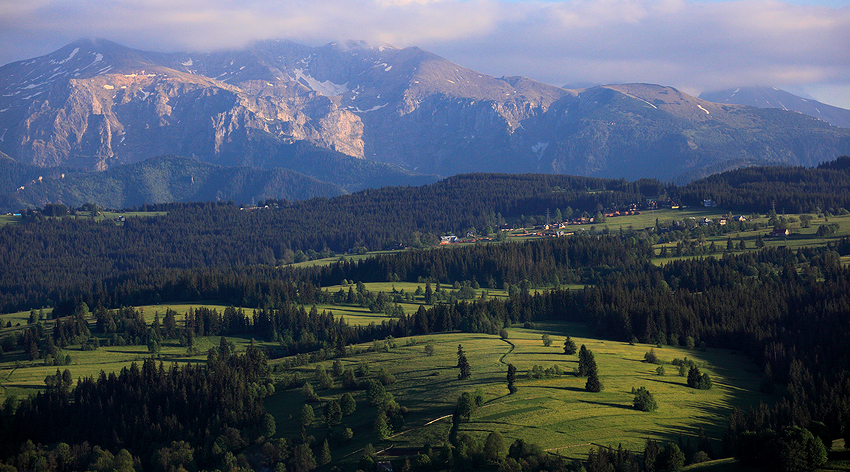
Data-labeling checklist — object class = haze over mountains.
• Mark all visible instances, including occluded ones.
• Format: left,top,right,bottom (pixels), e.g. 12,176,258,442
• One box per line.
1,38,849,210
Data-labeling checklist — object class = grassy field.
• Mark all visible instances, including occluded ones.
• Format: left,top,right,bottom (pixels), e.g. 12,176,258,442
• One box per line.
0,214,21,225
524,208,850,265
0,302,267,400
0,303,239,333
0,333,274,400
0,210,167,227
264,322,770,466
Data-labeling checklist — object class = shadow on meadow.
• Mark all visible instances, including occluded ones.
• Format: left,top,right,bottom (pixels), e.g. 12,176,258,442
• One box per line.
578,399,634,411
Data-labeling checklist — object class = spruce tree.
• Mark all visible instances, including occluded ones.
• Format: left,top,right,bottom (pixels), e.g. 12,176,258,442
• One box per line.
320,439,332,465
457,344,471,380
578,345,597,377
563,336,577,355
507,363,517,394
586,371,603,392
325,400,342,426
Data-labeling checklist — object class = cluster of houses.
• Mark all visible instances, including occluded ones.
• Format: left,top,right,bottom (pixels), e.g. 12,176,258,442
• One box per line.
696,215,747,226
439,234,495,245
603,209,642,219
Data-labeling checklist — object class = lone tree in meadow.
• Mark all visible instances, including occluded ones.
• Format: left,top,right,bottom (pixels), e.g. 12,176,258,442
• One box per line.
687,366,712,390
644,348,659,364
457,344,471,380
542,334,552,347
633,386,658,411
563,336,577,355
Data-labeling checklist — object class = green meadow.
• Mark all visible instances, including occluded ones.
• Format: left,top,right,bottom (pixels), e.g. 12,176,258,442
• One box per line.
0,211,167,227
0,333,275,399
0,214,21,225
264,322,770,465
0,301,782,469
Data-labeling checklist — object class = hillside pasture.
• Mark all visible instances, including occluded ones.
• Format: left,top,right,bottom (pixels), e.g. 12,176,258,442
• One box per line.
0,334,272,401
264,323,770,465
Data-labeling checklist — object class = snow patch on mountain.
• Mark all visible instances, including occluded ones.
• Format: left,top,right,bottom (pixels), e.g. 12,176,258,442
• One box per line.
634,97,657,109
697,104,710,115
532,142,548,158
349,103,388,113
56,48,80,65
291,68,348,96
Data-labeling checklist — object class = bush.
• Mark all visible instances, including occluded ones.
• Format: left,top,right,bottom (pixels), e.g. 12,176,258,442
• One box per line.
644,348,659,364
633,386,657,412
687,367,712,390
691,451,710,464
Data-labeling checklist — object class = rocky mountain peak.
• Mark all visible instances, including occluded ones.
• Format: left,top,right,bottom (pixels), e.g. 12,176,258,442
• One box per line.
0,39,848,183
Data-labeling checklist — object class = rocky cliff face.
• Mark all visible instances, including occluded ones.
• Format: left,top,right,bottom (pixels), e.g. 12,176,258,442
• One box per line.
0,39,368,171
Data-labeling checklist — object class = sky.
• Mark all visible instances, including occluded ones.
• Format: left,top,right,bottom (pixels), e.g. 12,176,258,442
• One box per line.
0,0,848,109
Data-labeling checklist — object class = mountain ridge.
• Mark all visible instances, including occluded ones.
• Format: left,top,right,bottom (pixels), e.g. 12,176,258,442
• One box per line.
0,155,348,211
1,39,849,185
699,86,850,129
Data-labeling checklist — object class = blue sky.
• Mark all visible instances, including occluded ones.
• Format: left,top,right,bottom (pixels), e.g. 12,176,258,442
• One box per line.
1,0,848,108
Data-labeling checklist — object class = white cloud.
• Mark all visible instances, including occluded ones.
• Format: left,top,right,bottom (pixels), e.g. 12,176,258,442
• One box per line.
0,0,848,108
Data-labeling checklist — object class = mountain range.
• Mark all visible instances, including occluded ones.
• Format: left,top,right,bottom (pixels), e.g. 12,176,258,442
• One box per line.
1,38,849,210
699,87,850,130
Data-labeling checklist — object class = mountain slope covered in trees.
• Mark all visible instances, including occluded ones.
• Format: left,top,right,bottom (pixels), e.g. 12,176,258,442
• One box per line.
0,155,347,210
2,160,850,471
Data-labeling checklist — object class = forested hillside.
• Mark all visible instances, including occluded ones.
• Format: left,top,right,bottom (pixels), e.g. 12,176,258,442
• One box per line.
677,156,850,212
2,159,850,471
0,173,661,313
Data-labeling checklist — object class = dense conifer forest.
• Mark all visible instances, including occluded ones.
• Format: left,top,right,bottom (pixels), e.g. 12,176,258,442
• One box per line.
1,158,850,471
677,156,850,212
